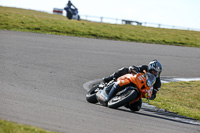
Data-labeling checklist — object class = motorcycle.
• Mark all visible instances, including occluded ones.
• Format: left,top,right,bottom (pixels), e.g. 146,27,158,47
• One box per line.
86,70,156,111
64,6,80,20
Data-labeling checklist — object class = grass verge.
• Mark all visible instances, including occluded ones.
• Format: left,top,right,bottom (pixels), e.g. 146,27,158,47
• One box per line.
143,81,200,120
0,119,57,133
0,6,200,47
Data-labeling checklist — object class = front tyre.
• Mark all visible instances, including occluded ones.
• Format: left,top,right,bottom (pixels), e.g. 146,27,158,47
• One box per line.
86,84,100,103
108,89,138,109
67,12,73,19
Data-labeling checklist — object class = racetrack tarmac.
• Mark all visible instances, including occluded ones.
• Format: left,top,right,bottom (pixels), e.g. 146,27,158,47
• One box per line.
0,30,200,133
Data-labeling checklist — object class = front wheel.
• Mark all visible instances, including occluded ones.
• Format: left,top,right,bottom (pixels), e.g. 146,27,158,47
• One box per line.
86,84,100,103
67,12,73,19
108,89,139,109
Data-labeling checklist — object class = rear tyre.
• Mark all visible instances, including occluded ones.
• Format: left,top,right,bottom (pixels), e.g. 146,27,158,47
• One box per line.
129,98,142,111
78,15,80,20
108,89,138,109
86,84,99,103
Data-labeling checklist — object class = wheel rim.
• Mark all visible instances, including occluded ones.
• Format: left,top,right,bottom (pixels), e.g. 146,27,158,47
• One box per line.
109,90,133,103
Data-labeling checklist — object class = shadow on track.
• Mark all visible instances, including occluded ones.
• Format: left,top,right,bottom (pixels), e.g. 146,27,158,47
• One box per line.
116,107,200,126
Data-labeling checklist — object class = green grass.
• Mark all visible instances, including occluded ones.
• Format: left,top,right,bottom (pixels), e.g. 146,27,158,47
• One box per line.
0,6,200,47
143,81,200,120
0,119,58,133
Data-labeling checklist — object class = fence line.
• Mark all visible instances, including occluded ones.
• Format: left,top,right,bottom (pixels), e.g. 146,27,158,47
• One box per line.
80,15,200,31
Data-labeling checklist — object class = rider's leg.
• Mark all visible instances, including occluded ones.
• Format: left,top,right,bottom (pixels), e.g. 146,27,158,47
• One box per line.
106,83,121,102
103,83,114,94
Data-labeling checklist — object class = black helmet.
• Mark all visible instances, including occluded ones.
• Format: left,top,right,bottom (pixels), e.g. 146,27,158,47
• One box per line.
148,60,162,77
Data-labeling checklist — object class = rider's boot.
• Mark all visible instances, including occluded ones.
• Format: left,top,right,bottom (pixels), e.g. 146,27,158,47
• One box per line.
104,83,114,94
96,83,114,106
96,83,120,106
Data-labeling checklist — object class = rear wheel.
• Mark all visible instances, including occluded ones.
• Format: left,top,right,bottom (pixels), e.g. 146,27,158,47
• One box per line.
78,15,80,20
86,84,100,103
129,98,142,111
108,89,138,109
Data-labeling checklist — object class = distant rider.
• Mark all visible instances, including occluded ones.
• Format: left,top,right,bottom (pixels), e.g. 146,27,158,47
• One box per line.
66,0,77,14
102,59,162,111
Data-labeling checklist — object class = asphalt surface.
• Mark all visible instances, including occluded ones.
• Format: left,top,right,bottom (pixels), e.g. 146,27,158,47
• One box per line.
0,30,200,133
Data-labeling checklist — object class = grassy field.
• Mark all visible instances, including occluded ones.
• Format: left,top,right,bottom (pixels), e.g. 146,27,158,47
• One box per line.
143,81,200,120
0,119,57,133
0,6,200,47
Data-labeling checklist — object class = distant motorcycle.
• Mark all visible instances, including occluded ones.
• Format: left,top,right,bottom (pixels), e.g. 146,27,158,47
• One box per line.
86,70,156,111
64,6,80,20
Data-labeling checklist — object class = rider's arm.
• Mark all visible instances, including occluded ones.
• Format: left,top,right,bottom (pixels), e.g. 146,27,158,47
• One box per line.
71,3,77,9
73,5,77,9
113,67,129,79
103,67,129,83
137,65,148,72
154,77,161,89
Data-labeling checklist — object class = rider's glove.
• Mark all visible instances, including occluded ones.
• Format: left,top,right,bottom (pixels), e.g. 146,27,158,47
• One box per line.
149,88,159,100
128,66,139,74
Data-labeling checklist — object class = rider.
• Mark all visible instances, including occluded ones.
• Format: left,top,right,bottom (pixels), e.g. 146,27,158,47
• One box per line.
102,59,162,111
66,0,77,14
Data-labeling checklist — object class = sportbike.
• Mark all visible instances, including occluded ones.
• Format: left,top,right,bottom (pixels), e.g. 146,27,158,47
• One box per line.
86,70,156,111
